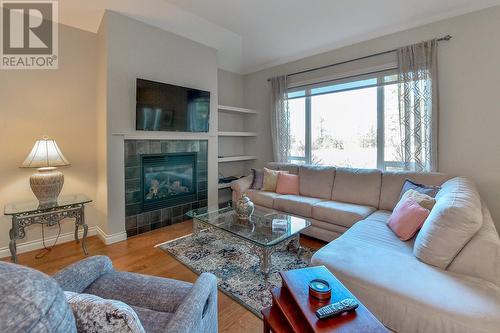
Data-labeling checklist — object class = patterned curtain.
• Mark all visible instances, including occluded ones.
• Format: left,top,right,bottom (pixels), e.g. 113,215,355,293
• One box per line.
398,39,439,172
270,76,290,162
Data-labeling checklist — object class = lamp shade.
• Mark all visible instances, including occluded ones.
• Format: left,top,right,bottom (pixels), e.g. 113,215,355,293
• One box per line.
21,137,70,168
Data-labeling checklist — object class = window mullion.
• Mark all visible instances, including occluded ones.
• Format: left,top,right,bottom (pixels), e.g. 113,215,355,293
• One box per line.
305,89,312,164
376,82,385,170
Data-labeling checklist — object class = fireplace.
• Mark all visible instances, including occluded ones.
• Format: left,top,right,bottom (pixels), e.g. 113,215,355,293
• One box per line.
141,153,197,212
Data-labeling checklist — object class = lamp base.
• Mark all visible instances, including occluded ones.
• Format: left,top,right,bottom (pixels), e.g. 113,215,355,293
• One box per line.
30,167,64,206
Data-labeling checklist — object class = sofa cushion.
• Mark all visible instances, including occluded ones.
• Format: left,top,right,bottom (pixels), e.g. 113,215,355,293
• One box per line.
414,177,483,269
311,218,500,333
379,171,451,211
312,200,375,228
274,195,325,217
246,189,280,209
132,306,173,333
267,162,299,174
447,202,500,286
298,165,335,199
331,168,382,207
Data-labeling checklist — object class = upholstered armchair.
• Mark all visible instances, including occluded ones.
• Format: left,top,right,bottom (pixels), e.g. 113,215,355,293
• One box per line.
0,256,218,333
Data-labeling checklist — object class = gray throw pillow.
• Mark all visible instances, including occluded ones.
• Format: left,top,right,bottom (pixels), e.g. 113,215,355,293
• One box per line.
250,168,264,189
399,179,440,199
65,291,145,333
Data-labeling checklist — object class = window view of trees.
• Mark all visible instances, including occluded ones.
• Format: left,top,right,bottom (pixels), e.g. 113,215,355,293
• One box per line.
288,75,403,170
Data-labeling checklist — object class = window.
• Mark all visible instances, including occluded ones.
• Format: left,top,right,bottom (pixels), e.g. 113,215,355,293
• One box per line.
288,72,403,170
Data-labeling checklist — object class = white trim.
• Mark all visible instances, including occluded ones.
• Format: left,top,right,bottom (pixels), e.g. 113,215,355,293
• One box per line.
0,226,97,259
95,226,128,245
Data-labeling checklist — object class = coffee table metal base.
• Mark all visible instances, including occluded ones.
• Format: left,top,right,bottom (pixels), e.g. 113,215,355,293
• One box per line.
192,218,302,276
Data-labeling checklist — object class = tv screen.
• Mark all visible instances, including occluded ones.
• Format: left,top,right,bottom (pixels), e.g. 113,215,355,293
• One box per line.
136,79,210,132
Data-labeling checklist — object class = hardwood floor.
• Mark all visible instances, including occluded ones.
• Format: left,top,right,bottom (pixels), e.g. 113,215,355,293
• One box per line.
1,220,325,333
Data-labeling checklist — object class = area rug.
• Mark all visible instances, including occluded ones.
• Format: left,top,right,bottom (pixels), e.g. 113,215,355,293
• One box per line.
157,232,315,317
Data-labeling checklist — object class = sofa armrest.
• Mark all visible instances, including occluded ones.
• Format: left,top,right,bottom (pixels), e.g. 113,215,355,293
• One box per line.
53,255,114,293
231,174,253,203
165,272,218,333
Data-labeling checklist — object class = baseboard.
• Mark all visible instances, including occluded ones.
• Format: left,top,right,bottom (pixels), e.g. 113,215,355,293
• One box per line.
0,226,97,259
95,226,127,245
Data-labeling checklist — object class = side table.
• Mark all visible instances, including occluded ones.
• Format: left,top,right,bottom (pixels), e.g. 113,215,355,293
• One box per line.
262,265,387,332
4,194,92,263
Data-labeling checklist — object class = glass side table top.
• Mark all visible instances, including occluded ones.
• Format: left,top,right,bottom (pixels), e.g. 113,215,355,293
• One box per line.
4,194,92,215
186,206,311,247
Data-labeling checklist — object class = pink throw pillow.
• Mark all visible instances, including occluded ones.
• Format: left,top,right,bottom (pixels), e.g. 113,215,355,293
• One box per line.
387,198,430,241
276,173,299,195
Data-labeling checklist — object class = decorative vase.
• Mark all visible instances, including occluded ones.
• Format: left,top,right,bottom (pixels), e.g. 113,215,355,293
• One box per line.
235,193,254,220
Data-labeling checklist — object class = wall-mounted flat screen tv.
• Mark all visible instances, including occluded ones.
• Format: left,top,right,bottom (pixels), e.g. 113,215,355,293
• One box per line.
136,79,210,132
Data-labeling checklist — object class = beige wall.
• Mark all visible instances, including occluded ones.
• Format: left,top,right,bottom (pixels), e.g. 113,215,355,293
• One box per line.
0,24,99,254
100,11,219,235
243,6,500,232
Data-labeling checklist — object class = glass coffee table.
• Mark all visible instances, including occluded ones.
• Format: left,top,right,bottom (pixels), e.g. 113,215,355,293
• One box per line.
186,206,311,275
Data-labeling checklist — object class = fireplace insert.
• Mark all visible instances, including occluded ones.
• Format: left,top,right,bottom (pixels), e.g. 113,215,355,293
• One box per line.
141,153,197,212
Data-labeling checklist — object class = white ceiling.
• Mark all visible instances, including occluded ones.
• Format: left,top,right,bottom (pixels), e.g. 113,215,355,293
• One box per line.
58,0,500,74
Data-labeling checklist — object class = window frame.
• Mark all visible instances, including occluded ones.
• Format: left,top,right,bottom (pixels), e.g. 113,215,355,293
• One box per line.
287,71,401,170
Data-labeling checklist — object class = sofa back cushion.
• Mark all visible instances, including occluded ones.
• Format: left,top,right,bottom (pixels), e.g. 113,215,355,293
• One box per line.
379,171,451,211
299,165,336,199
414,177,483,269
267,162,299,174
0,261,76,333
447,202,500,286
332,168,382,207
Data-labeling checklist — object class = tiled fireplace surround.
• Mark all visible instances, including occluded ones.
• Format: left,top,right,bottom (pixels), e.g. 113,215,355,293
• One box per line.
124,139,208,237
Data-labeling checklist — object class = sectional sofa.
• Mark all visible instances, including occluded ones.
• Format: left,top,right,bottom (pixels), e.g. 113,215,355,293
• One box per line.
231,162,500,333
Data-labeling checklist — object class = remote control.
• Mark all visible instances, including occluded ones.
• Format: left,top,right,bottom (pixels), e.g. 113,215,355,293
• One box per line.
315,298,359,319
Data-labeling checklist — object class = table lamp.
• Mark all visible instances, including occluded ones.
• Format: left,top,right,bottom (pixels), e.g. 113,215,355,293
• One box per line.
20,136,70,206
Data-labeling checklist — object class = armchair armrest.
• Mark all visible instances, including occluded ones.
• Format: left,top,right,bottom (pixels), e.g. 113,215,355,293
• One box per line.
53,255,114,293
231,174,253,204
165,272,218,333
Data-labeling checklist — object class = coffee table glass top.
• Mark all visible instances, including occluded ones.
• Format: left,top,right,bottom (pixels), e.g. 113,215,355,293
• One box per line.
186,206,311,247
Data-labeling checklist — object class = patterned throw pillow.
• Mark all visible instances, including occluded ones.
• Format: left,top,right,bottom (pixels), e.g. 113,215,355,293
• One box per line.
250,169,264,189
64,291,145,333
262,168,287,192
399,179,440,199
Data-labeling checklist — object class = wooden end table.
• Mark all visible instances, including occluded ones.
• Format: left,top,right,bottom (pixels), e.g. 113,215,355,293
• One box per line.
262,265,387,333
4,194,92,263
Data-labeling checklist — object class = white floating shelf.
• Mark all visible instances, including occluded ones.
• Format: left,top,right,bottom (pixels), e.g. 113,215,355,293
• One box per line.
218,131,258,137
218,182,233,189
218,105,257,114
218,155,258,163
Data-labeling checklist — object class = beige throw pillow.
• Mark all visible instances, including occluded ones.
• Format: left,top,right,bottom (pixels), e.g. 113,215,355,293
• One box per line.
401,189,436,211
262,168,287,192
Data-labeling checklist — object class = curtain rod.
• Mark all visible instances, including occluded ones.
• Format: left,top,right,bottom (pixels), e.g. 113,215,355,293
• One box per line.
266,35,452,82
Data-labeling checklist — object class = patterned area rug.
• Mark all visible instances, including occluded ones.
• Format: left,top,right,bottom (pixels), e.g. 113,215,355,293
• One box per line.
158,231,315,317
